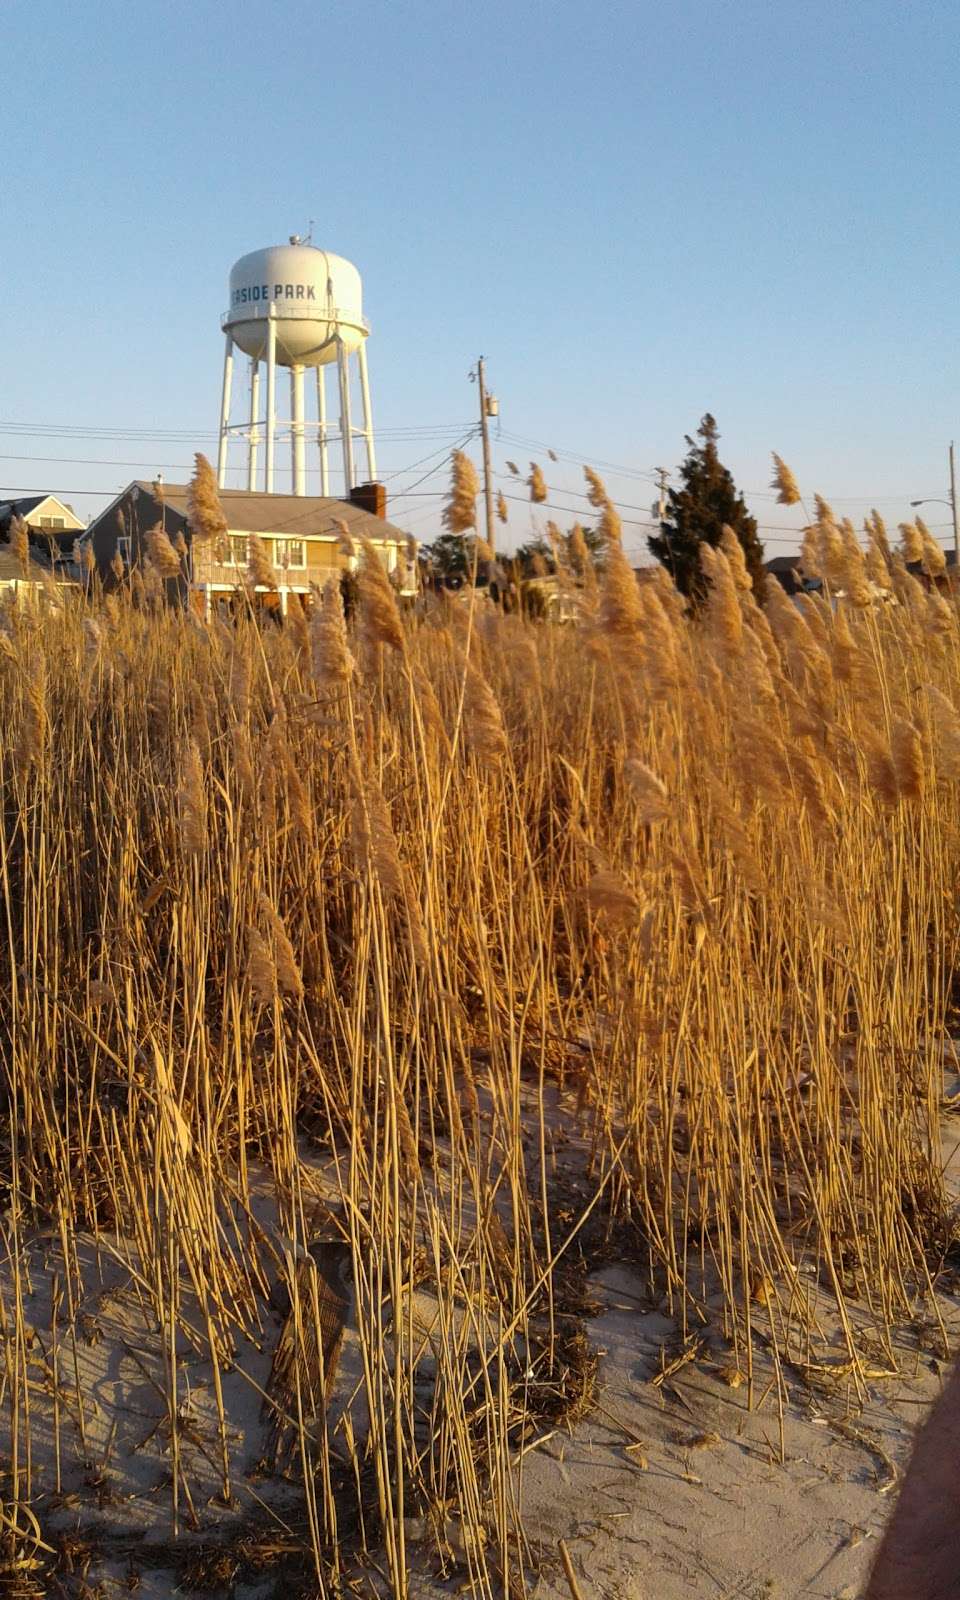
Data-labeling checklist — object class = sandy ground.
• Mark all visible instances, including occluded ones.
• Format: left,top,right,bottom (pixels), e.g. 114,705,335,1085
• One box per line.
7,1232,955,1599
513,1262,957,1600
2,1088,958,1598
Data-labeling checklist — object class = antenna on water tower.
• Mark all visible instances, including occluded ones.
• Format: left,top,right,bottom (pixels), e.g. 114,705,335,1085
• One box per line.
217,238,377,497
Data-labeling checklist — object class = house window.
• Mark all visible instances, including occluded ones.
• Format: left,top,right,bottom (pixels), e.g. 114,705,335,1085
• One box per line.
39,516,65,529
118,536,131,566
276,538,305,570
227,534,248,565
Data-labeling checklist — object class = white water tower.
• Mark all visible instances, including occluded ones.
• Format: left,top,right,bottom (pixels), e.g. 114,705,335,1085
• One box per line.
217,237,377,496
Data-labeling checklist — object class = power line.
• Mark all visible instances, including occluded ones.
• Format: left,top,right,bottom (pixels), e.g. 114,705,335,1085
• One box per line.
496,430,660,484
0,417,475,437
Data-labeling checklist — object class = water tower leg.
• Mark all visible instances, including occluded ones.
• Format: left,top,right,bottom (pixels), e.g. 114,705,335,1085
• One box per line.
217,335,234,488
358,342,377,482
265,315,277,494
291,365,306,495
248,360,261,491
316,367,329,496
337,339,355,494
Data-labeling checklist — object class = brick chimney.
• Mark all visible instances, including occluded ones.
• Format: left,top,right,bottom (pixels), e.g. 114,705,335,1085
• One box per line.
347,482,386,520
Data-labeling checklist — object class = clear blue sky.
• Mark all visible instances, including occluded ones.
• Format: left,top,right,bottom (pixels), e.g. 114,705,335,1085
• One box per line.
3,0,958,559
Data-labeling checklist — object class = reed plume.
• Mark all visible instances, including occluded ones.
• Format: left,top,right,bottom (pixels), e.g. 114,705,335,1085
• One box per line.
915,515,947,579
186,453,228,545
496,491,508,524
358,537,405,653
245,926,277,1005
624,758,669,824
147,524,183,578
443,450,479,533
178,737,207,855
898,521,925,565
586,867,640,927
311,577,356,685
891,716,925,800
598,537,644,638
719,525,752,591
247,534,278,589
770,454,801,506
461,654,508,768
528,463,547,503
583,466,610,509
259,895,304,1001
924,685,960,778
701,543,743,653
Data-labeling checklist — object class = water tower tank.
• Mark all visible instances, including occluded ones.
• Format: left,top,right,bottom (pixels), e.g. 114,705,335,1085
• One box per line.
223,242,367,368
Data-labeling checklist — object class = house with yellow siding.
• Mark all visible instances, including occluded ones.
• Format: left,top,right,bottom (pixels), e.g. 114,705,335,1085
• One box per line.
87,480,415,615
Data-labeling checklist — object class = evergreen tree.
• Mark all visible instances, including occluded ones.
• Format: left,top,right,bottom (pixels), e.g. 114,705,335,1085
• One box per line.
421,532,469,583
648,414,766,602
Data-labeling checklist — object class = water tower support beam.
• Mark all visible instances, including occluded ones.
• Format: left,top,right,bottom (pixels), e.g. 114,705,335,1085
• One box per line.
217,335,234,488
248,360,261,491
337,339,355,493
291,364,306,495
316,368,329,496
358,342,377,481
265,314,277,494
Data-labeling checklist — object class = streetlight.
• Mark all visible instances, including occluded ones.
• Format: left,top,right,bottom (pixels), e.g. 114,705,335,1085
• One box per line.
911,441,959,569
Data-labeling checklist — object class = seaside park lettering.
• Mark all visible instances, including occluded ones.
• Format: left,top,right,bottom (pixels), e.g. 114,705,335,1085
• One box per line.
232,283,318,306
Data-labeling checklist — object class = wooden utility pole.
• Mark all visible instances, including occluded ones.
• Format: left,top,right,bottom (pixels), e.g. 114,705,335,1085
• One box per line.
950,441,959,569
476,357,496,555
654,465,670,523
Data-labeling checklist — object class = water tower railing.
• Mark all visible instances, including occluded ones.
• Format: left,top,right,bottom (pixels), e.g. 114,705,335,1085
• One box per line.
221,305,369,334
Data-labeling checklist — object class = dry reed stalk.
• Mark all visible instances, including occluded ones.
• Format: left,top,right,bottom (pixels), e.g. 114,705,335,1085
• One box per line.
350,769,403,900
10,516,29,571
1,462,959,1600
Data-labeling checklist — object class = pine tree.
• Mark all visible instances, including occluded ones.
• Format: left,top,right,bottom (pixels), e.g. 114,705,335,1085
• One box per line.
648,414,766,603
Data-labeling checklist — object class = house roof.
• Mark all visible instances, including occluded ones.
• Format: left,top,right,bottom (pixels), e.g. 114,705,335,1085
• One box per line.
123,482,408,544
0,494,84,527
765,555,803,574
0,547,52,583
0,495,47,516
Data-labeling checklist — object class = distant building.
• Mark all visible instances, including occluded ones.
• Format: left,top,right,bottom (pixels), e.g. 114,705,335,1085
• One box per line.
765,555,821,597
0,494,87,589
86,480,416,615
0,493,86,541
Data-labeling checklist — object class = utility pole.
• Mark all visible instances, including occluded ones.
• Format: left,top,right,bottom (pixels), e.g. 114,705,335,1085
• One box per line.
475,357,497,555
951,441,959,570
912,445,960,578
654,466,670,523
